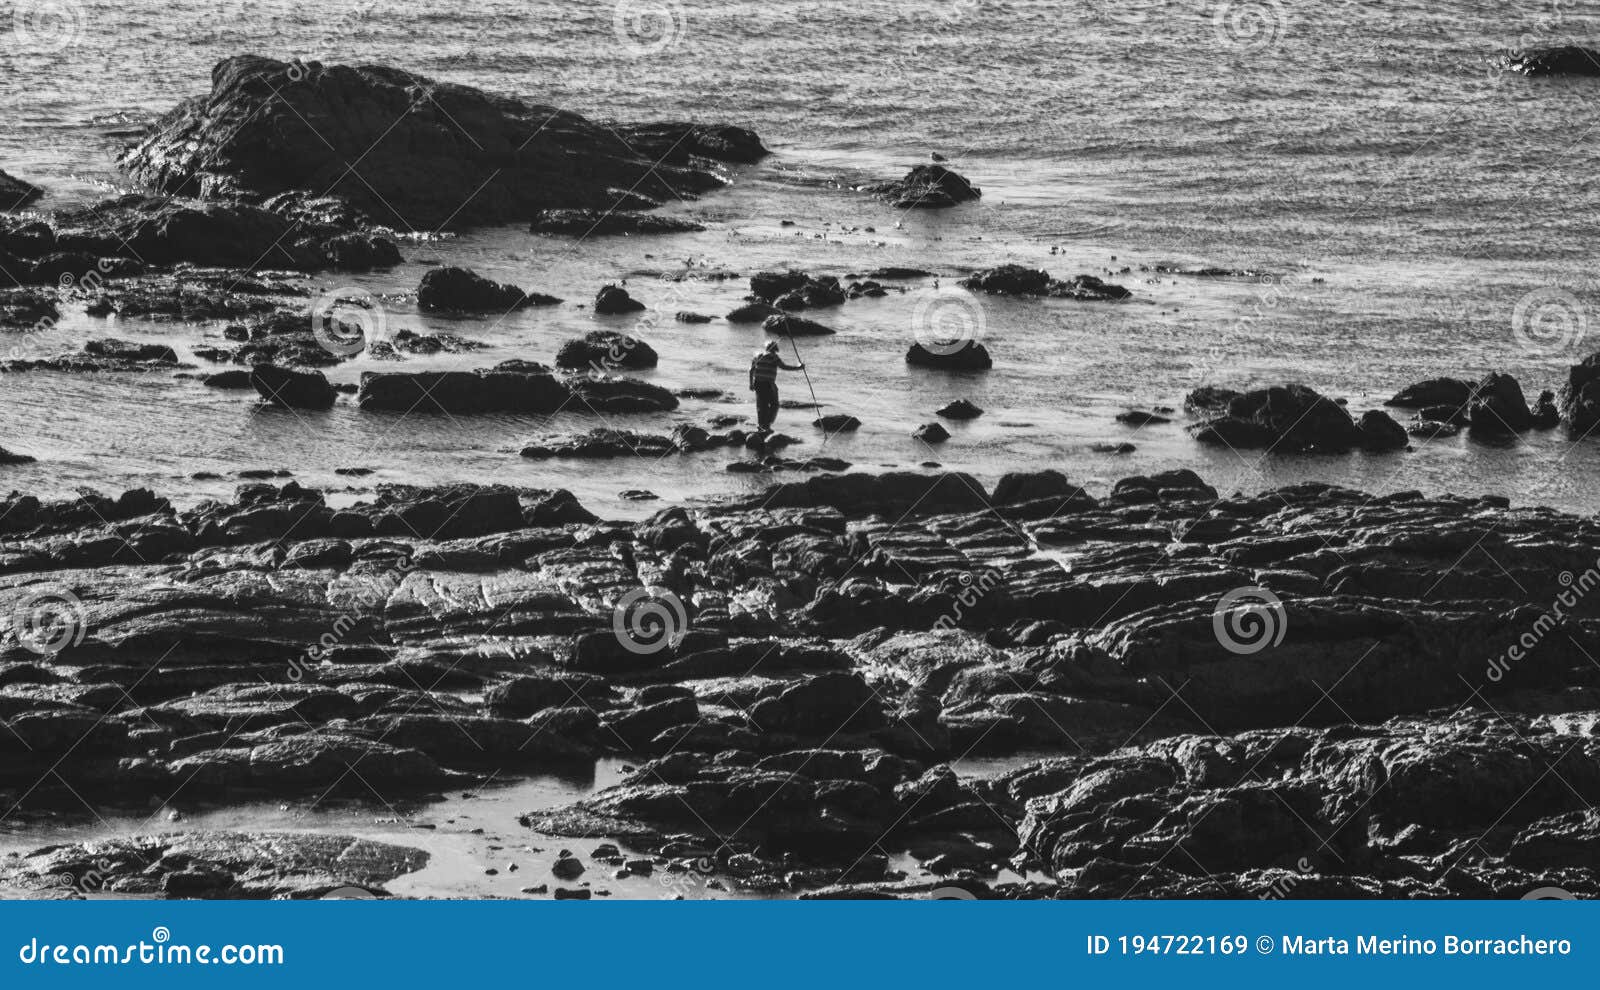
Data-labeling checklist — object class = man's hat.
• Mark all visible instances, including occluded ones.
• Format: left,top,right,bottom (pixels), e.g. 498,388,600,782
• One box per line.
764,341,780,353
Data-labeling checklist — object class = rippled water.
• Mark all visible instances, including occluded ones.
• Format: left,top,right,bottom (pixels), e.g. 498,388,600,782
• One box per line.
3,0,1600,514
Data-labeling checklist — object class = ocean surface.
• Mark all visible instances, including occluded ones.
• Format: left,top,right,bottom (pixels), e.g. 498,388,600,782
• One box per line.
3,0,1600,516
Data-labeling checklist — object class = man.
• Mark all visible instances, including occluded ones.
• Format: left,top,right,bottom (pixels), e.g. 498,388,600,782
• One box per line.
749,340,804,432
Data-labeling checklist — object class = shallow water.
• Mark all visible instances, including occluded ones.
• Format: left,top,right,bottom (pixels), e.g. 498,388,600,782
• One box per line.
0,760,779,899
4,0,1600,516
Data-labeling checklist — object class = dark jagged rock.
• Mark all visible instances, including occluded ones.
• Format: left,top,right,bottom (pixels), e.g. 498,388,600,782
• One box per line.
726,302,782,324
1560,351,1600,435
0,288,58,328
0,832,428,899
960,264,1050,295
0,169,43,209
250,364,337,410
529,209,704,236
913,422,950,443
1501,46,1600,77
614,122,770,165
1116,410,1170,426
358,365,677,415
960,264,1131,301
121,56,762,230
1386,376,1474,409
867,164,981,208
594,284,646,315
417,267,560,312
520,426,734,460
1015,712,1600,898
1357,409,1408,451
565,376,680,414
937,399,983,420
1467,372,1534,434
80,267,304,321
357,367,569,413
906,341,992,371
814,414,861,432
763,314,835,337
0,445,35,465
1047,274,1133,301
5,466,1600,898
675,311,714,324
1531,389,1561,429
1191,384,1365,453
51,194,398,272
555,331,659,371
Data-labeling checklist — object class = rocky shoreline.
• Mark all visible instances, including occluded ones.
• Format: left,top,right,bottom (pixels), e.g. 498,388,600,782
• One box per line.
0,466,1596,899
3,52,1600,901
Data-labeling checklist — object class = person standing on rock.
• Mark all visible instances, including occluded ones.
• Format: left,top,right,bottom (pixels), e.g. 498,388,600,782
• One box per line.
749,340,804,432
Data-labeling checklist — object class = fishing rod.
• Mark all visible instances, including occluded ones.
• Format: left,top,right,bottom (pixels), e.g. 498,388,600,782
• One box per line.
786,332,825,434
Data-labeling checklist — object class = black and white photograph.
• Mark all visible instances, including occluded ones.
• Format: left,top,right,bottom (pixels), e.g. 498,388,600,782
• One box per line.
0,0,1598,915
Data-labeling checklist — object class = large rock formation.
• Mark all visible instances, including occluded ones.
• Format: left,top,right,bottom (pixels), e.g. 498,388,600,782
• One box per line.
121,56,767,230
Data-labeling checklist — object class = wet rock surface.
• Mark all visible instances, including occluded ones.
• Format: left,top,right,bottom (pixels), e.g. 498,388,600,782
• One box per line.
867,164,982,209
417,267,560,313
0,467,1595,897
529,210,705,236
0,832,428,899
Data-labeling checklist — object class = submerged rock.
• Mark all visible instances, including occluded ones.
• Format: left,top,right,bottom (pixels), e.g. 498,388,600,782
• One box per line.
121,56,764,229
357,367,569,413
936,398,983,420
763,314,835,336
814,414,861,432
529,209,704,236
1501,46,1600,77
960,264,1131,300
